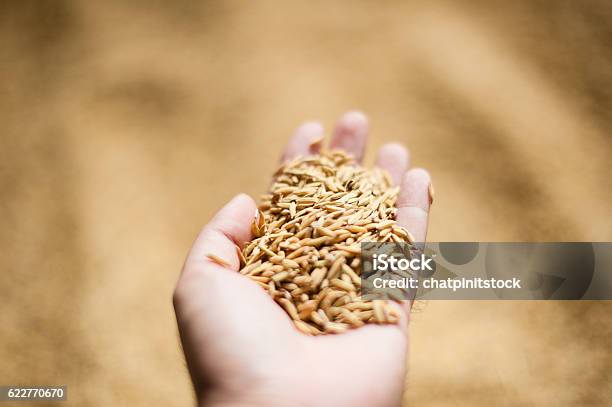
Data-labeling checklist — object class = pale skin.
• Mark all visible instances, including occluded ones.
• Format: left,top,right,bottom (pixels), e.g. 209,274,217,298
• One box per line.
173,111,432,407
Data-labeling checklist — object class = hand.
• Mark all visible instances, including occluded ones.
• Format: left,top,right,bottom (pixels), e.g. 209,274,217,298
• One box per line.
173,111,432,407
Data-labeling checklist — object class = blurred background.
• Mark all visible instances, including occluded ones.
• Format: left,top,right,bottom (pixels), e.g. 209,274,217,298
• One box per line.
1,1,611,405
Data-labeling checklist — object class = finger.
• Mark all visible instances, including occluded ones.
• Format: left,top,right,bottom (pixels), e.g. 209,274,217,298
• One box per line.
375,143,410,185
329,111,368,162
396,168,432,244
185,193,257,272
281,121,324,162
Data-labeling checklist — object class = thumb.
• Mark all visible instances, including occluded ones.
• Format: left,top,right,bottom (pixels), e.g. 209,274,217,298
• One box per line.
173,194,295,395
184,193,256,273
174,193,257,331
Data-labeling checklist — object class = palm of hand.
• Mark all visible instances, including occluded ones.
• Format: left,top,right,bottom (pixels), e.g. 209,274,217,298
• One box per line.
174,112,431,407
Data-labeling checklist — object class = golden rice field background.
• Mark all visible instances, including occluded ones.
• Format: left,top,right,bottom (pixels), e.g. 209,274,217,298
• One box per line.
1,1,611,405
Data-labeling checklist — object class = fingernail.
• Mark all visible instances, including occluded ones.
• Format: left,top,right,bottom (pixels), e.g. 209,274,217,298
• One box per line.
308,135,324,153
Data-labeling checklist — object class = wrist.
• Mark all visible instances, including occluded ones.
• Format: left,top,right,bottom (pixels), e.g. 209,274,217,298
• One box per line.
201,397,289,407
198,389,293,407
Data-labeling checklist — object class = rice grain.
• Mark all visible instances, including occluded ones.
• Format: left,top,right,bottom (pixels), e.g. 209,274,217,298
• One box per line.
237,150,417,335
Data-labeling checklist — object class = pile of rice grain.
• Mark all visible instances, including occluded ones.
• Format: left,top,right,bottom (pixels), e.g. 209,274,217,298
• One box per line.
238,150,413,335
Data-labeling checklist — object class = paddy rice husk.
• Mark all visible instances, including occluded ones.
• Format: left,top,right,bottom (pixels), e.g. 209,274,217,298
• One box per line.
237,150,413,335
